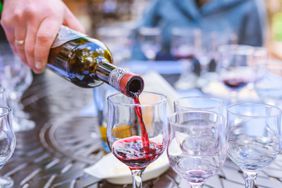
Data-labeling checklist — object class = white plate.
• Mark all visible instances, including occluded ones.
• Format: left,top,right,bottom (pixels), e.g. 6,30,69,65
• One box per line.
84,152,169,185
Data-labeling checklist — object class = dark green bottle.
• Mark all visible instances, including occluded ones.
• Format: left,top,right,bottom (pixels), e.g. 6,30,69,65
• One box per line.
49,26,144,97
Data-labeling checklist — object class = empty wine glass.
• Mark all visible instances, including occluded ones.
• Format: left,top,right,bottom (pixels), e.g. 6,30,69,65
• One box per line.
138,27,161,60
107,92,168,188
217,45,259,103
168,111,227,188
0,54,35,132
174,96,225,115
171,27,200,90
227,103,281,188
0,107,16,188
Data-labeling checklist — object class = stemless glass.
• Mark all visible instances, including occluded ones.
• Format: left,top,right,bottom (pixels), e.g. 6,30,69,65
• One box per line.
174,96,225,114
107,92,168,188
138,27,161,60
168,111,227,188
0,107,16,188
227,103,281,188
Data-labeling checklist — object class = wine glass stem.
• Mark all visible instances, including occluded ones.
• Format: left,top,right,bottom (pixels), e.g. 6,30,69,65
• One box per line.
243,171,257,188
131,169,143,188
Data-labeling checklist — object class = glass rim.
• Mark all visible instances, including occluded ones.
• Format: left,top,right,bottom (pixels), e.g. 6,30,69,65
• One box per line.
169,110,223,128
0,106,11,118
227,102,281,118
174,96,224,110
107,91,168,107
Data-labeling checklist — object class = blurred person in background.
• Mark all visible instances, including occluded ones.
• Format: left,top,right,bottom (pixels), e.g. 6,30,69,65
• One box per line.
0,0,84,73
132,0,266,60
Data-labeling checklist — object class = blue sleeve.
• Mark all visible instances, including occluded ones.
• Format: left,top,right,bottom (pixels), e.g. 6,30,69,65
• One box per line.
238,0,266,46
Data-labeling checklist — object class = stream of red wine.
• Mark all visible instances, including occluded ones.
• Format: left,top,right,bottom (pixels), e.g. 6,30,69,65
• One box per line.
132,94,150,154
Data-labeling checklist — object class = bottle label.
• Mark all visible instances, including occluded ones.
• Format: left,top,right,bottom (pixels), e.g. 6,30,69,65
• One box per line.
51,26,85,48
109,68,127,91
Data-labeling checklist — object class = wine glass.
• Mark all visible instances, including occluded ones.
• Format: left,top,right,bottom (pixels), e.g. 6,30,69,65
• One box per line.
217,45,258,103
0,54,35,132
171,27,200,90
167,111,227,188
107,91,168,188
227,103,281,188
255,62,282,108
0,107,16,188
138,27,161,60
174,96,225,115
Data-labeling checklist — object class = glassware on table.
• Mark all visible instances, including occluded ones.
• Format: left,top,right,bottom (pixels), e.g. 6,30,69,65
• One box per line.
217,45,260,103
170,27,200,90
167,111,227,188
138,27,161,61
174,96,225,115
227,103,281,188
0,107,16,188
107,91,168,188
196,31,237,88
0,54,35,132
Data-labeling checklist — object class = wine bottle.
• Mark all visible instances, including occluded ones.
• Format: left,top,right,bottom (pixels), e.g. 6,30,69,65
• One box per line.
48,26,144,97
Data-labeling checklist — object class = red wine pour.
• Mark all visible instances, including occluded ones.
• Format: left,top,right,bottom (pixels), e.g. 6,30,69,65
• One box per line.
112,136,163,170
132,94,150,154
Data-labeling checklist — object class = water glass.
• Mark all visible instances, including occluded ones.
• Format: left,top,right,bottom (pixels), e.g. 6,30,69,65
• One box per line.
107,92,168,188
227,103,281,188
167,111,227,188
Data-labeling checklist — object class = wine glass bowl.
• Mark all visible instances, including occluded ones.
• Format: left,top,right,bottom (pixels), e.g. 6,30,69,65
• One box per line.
167,111,227,188
107,92,168,187
227,102,281,188
217,45,265,102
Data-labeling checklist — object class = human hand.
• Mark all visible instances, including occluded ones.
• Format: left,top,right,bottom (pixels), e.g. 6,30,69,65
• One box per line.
0,0,85,73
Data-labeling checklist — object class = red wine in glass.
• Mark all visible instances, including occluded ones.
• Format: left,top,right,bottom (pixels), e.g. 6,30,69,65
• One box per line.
223,78,249,90
112,136,163,170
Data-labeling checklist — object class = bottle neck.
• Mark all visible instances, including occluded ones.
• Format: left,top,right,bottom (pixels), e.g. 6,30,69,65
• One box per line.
95,57,144,97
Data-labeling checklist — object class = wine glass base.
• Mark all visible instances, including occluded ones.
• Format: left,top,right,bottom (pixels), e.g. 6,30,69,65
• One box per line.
0,176,13,188
12,118,35,132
